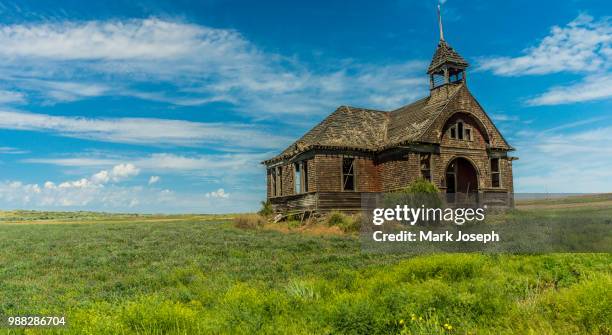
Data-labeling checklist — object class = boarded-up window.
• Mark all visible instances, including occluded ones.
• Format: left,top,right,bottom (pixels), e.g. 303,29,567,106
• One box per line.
270,169,276,196
294,163,301,194
342,157,355,191
420,153,431,181
491,158,500,188
276,166,282,196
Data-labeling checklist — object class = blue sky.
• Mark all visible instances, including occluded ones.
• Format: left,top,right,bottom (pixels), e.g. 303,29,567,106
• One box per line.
0,0,609,213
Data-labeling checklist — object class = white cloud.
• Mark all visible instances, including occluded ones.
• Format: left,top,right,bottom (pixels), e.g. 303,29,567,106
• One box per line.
489,112,519,122
0,18,428,115
53,163,140,190
526,74,612,106
205,188,229,199
0,179,252,213
23,152,268,183
479,14,611,76
148,176,160,185
91,163,140,184
0,90,25,104
0,18,229,61
0,163,143,208
0,110,290,149
515,123,612,193
30,80,111,102
0,146,28,154
478,14,612,106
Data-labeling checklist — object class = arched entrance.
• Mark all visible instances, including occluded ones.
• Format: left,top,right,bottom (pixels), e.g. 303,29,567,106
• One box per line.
445,157,478,194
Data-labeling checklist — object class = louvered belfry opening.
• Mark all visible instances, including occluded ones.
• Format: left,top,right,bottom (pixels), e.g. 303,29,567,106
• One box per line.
428,40,469,90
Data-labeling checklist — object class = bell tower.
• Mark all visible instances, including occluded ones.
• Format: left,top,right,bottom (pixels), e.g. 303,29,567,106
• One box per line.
428,4,469,90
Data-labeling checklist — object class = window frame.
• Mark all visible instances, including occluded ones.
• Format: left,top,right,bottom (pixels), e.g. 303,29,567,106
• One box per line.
302,161,308,193
294,162,302,194
420,153,432,182
270,168,276,197
490,158,501,188
342,157,356,192
292,161,309,194
448,119,474,142
276,166,283,196
464,127,473,141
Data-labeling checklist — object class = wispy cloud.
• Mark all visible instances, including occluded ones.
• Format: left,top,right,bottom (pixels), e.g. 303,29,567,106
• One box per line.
0,90,25,104
0,18,428,115
478,14,611,76
515,123,612,192
148,176,160,185
0,110,290,149
478,14,612,106
0,146,29,154
23,152,269,195
526,73,612,106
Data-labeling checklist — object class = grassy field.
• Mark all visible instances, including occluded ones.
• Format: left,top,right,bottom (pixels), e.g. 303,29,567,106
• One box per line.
0,198,610,334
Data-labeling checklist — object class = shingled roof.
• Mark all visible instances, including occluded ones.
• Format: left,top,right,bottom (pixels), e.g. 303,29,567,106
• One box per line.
276,106,390,158
427,40,469,74
264,84,468,164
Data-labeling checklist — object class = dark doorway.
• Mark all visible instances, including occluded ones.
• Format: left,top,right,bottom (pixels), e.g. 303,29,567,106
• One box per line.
445,157,478,194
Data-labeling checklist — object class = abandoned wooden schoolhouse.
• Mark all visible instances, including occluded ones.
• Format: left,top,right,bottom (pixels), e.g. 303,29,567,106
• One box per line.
262,11,516,213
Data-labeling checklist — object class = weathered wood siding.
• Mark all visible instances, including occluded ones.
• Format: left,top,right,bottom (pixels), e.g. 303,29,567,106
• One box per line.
269,192,367,213
376,152,421,191
270,193,317,212
356,158,381,192
318,192,364,212
315,155,341,192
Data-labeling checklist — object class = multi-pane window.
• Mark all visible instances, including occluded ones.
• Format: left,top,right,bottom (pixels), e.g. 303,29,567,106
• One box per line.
491,158,501,188
342,157,355,191
420,153,431,181
448,120,473,141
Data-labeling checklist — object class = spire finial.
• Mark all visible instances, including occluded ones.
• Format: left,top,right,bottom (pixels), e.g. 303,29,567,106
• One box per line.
437,2,445,41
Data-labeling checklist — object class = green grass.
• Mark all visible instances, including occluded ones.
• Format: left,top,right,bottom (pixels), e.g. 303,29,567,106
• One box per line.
0,208,610,334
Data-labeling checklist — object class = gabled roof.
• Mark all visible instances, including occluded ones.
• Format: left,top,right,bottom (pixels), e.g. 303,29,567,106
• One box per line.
427,40,469,74
276,106,390,159
264,84,471,164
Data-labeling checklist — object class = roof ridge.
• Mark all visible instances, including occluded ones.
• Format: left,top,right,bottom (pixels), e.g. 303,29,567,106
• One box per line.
344,105,388,113
416,83,465,141
390,96,429,113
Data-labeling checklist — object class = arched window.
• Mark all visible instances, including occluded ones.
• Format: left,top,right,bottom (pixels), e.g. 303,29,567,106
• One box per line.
448,119,473,141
